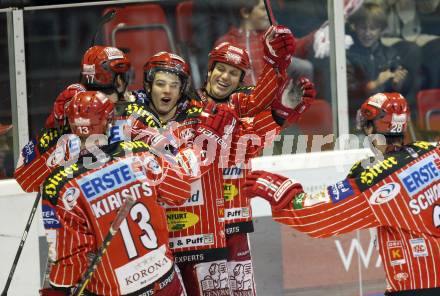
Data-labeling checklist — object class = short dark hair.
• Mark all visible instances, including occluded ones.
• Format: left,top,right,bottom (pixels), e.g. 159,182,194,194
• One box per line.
348,3,387,30
232,0,260,20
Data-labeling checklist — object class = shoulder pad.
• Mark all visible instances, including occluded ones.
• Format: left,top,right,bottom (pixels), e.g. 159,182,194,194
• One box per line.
37,125,71,154
112,140,152,157
410,141,435,151
41,162,84,205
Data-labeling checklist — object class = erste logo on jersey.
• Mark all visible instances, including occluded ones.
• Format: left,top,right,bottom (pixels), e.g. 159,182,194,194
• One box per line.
109,120,129,144
223,165,243,179
398,154,440,196
328,180,354,203
369,182,400,205
77,157,152,201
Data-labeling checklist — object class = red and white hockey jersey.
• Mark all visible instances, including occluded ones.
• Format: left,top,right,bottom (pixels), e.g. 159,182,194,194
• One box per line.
273,142,440,293
42,140,191,295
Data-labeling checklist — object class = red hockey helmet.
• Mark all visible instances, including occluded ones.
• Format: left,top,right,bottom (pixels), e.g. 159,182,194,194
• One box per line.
358,92,409,136
66,91,114,136
208,42,250,80
143,51,190,92
81,46,131,88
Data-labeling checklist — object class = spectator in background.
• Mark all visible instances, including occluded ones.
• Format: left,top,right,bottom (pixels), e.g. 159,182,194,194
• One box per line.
345,3,413,127
0,124,13,179
191,0,236,78
214,0,314,85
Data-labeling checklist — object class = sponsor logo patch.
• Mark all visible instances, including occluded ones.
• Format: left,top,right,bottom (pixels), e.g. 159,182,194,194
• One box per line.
115,245,172,295
387,241,406,266
169,234,214,249
369,182,400,205
225,207,249,220
77,157,149,201
409,238,428,257
166,211,199,231
328,180,354,203
42,204,61,229
398,154,440,196
360,157,399,186
222,165,243,180
224,183,239,202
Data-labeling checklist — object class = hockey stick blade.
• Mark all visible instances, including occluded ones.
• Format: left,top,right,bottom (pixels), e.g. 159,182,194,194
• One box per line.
1,192,42,296
72,194,136,296
90,9,117,47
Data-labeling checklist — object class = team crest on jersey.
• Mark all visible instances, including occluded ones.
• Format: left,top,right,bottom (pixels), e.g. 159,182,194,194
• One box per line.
62,187,80,210
409,238,428,257
369,182,400,205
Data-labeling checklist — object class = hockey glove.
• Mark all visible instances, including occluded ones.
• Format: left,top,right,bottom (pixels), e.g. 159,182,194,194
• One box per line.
244,170,304,211
272,77,316,126
197,101,239,161
263,25,296,73
45,84,86,128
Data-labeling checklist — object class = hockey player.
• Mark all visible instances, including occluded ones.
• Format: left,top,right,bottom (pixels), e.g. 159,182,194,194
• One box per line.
15,45,153,192
130,51,242,296
45,45,131,129
244,92,440,296
39,91,194,295
197,25,315,296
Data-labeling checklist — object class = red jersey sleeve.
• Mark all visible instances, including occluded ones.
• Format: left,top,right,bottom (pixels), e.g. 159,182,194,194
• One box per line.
156,157,192,207
231,64,285,117
272,178,381,238
14,126,72,192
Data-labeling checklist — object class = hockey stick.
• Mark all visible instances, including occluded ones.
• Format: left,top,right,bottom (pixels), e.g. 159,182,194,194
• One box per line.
72,195,136,296
90,8,117,48
263,0,276,25
1,192,42,296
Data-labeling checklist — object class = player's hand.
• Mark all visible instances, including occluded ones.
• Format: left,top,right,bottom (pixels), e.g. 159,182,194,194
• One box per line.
198,101,238,140
196,101,239,161
244,170,304,211
272,77,316,126
46,84,86,128
263,25,296,72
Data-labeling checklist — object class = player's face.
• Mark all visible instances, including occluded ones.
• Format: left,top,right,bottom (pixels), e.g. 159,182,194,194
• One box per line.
354,20,382,48
248,0,270,31
206,62,242,100
149,71,181,117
